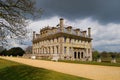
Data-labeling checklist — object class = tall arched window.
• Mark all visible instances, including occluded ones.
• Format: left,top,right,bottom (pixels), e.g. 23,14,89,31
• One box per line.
74,52,76,59
81,52,83,58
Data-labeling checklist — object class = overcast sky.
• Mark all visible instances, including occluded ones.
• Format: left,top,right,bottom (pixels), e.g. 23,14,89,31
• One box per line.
13,0,120,52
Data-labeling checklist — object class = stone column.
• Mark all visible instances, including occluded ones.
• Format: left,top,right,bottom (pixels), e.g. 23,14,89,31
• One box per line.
89,48,92,61
76,51,78,60
50,46,53,54
41,48,42,54
36,49,37,54
89,41,92,61
42,48,44,54
83,50,86,59
40,48,42,54
47,47,49,54
80,51,81,59
57,46,58,54
43,48,45,54
34,48,36,54
57,45,59,54
59,37,64,54
48,47,50,54
38,48,39,54
54,46,57,54
39,48,41,54
86,48,88,57
36,48,37,54
71,47,73,58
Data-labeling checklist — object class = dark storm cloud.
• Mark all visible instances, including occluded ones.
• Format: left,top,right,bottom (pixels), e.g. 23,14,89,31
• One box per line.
36,0,120,24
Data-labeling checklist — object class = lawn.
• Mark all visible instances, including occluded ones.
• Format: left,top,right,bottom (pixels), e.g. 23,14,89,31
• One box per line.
0,58,90,80
59,60,120,67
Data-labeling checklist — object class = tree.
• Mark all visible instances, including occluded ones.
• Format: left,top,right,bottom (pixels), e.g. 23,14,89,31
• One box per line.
0,0,42,46
111,54,116,59
101,51,108,58
92,50,99,61
0,46,4,52
7,47,25,56
0,49,7,56
25,46,32,54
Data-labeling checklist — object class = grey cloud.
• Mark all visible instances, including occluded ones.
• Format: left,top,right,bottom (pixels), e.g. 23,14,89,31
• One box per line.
36,0,120,24
95,44,120,52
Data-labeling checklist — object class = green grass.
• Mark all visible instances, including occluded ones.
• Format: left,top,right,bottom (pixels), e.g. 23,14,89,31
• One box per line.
59,60,120,67
0,58,90,80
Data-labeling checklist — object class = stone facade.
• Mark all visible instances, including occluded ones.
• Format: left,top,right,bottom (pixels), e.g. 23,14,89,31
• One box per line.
32,18,93,61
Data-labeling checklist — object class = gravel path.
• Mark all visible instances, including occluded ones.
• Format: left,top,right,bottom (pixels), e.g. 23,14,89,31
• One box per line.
1,57,120,80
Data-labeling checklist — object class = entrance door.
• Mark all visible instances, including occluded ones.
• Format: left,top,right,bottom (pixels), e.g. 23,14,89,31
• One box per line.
81,52,83,58
74,52,76,59
78,52,80,59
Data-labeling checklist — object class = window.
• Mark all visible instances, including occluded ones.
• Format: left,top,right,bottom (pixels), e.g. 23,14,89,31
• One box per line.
69,47,71,54
88,49,90,54
53,47,54,54
64,37,66,42
64,47,66,53
69,39,71,43
56,46,58,54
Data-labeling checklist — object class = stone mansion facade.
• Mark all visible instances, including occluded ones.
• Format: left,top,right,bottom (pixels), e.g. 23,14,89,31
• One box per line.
32,18,93,61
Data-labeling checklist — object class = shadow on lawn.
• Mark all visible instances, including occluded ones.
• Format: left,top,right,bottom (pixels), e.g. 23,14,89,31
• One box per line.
0,58,90,80
0,65,50,80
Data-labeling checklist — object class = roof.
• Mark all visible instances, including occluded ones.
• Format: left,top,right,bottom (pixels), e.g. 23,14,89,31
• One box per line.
33,32,92,43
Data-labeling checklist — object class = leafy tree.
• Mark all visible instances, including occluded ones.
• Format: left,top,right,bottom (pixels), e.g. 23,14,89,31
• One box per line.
97,54,101,59
92,50,99,61
116,53,120,58
111,54,116,59
0,0,42,46
0,49,7,56
101,51,108,58
7,47,25,56
0,46,4,52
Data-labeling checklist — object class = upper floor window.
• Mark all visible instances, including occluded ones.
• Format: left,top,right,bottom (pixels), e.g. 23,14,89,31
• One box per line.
69,38,71,43
64,47,67,53
64,37,66,42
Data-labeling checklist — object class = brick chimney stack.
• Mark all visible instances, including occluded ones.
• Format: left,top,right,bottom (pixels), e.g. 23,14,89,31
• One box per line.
88,27,91,37
60,18,64,32
33,31,36,40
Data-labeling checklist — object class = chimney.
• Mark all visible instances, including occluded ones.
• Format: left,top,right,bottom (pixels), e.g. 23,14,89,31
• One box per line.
83,31,87,37
33,31,36,40
60,18,64,32
88,27,91,37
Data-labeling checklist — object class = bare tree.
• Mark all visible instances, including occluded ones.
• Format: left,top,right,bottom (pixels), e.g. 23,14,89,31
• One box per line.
25,46,32,54
0,0,42,46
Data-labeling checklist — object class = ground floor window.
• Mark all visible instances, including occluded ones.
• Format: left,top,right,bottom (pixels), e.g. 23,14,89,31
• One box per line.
78,52,80,59
74,52,76,58
81,52,83,58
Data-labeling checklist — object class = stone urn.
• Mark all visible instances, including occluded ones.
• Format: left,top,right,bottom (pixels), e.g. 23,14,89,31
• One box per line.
97,58,101,62
111,59,116,63
111,54,116,63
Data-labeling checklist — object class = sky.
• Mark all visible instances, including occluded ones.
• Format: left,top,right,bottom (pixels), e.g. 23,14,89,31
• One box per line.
13,0,120,52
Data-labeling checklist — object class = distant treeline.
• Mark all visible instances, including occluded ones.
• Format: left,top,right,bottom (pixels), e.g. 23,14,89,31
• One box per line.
93,50,120,61
0,47,25,56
